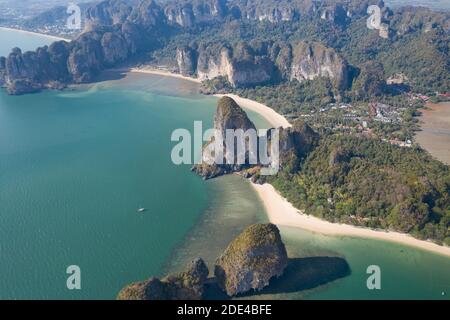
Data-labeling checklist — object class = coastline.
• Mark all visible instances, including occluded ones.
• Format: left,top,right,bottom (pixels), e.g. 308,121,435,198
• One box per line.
252,183,450,257
128,67,450,258
129,67,202,84
0,26,70,42
128,67,292,129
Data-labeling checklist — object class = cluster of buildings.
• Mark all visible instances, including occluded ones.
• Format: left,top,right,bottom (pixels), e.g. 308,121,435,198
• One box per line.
293,100,417,147
369,102,405,124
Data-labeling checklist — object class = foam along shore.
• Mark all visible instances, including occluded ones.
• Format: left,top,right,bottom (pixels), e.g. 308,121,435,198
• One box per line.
252,183,450,257
0,27,70,42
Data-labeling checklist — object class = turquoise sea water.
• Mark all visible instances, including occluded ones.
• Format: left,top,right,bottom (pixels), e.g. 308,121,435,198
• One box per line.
1,30,449,300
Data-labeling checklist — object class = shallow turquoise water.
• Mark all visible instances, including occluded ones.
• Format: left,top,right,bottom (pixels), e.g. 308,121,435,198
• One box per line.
1,30,449,300
0,76,210,299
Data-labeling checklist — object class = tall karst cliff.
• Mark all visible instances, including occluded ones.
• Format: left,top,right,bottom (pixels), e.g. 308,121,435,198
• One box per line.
1,0,448,94
177,41,350,89
192,96,319,180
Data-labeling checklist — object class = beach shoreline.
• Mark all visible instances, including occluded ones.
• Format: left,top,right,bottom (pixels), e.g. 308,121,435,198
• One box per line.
129,67,202,83
128,67,292,129
0,26,70,42
128,67,450,258
251,182,450,257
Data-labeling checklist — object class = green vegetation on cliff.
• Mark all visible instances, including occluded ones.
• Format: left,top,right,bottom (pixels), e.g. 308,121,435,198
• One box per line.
214,223,288,296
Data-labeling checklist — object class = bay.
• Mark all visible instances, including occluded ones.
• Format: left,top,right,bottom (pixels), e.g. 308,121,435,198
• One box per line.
1,29,449,300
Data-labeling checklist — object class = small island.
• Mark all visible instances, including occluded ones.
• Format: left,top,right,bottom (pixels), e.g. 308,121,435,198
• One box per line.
117,223,350,300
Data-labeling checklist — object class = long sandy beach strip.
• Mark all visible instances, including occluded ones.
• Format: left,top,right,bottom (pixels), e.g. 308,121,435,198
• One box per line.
0,27,70,42
129,67,202,84
252,183,450,257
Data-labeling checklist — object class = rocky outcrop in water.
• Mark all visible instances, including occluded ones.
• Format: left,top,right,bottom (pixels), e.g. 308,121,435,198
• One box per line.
0,27,130,94
2,43,71,94
192,96,319,180
116,221,351,299
116,224,291,299
214,223,288,296
0,22,153,94
117,257,209,300
192,96,257,179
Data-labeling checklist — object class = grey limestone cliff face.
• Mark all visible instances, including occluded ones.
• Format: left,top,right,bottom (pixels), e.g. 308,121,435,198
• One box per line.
164,0,385,26
192,96,257,179
2,42,71,94
214,223,288,296
239,1,298,23
0,23,139,94
176,46,198,76
80,0,414,35
82,0,377,29
290,42,349,90
164,0,227,27
196,44,233,82
177,40,349,90
192,96,319,180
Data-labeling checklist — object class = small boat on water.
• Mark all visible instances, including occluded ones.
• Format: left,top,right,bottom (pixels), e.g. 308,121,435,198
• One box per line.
137,207,145,213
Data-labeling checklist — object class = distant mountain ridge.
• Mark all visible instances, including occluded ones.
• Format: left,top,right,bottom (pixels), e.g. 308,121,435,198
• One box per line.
0,0,449,94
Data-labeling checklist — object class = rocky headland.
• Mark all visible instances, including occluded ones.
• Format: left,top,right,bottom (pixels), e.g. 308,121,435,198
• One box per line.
192,96,319,181
117,223,289,300
3,0,444,95
117,223,349,300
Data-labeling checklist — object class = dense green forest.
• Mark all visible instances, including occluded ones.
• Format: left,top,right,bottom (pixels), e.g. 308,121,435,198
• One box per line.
259,132,450,245
151,7,450,95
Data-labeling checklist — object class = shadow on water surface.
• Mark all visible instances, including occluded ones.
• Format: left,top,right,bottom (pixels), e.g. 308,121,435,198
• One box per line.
204,256,351,300
92,69,128,83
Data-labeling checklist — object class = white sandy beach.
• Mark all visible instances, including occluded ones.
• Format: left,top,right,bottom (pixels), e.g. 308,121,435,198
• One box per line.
252,183,450,257
0,27,70,42
129,67,202,84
